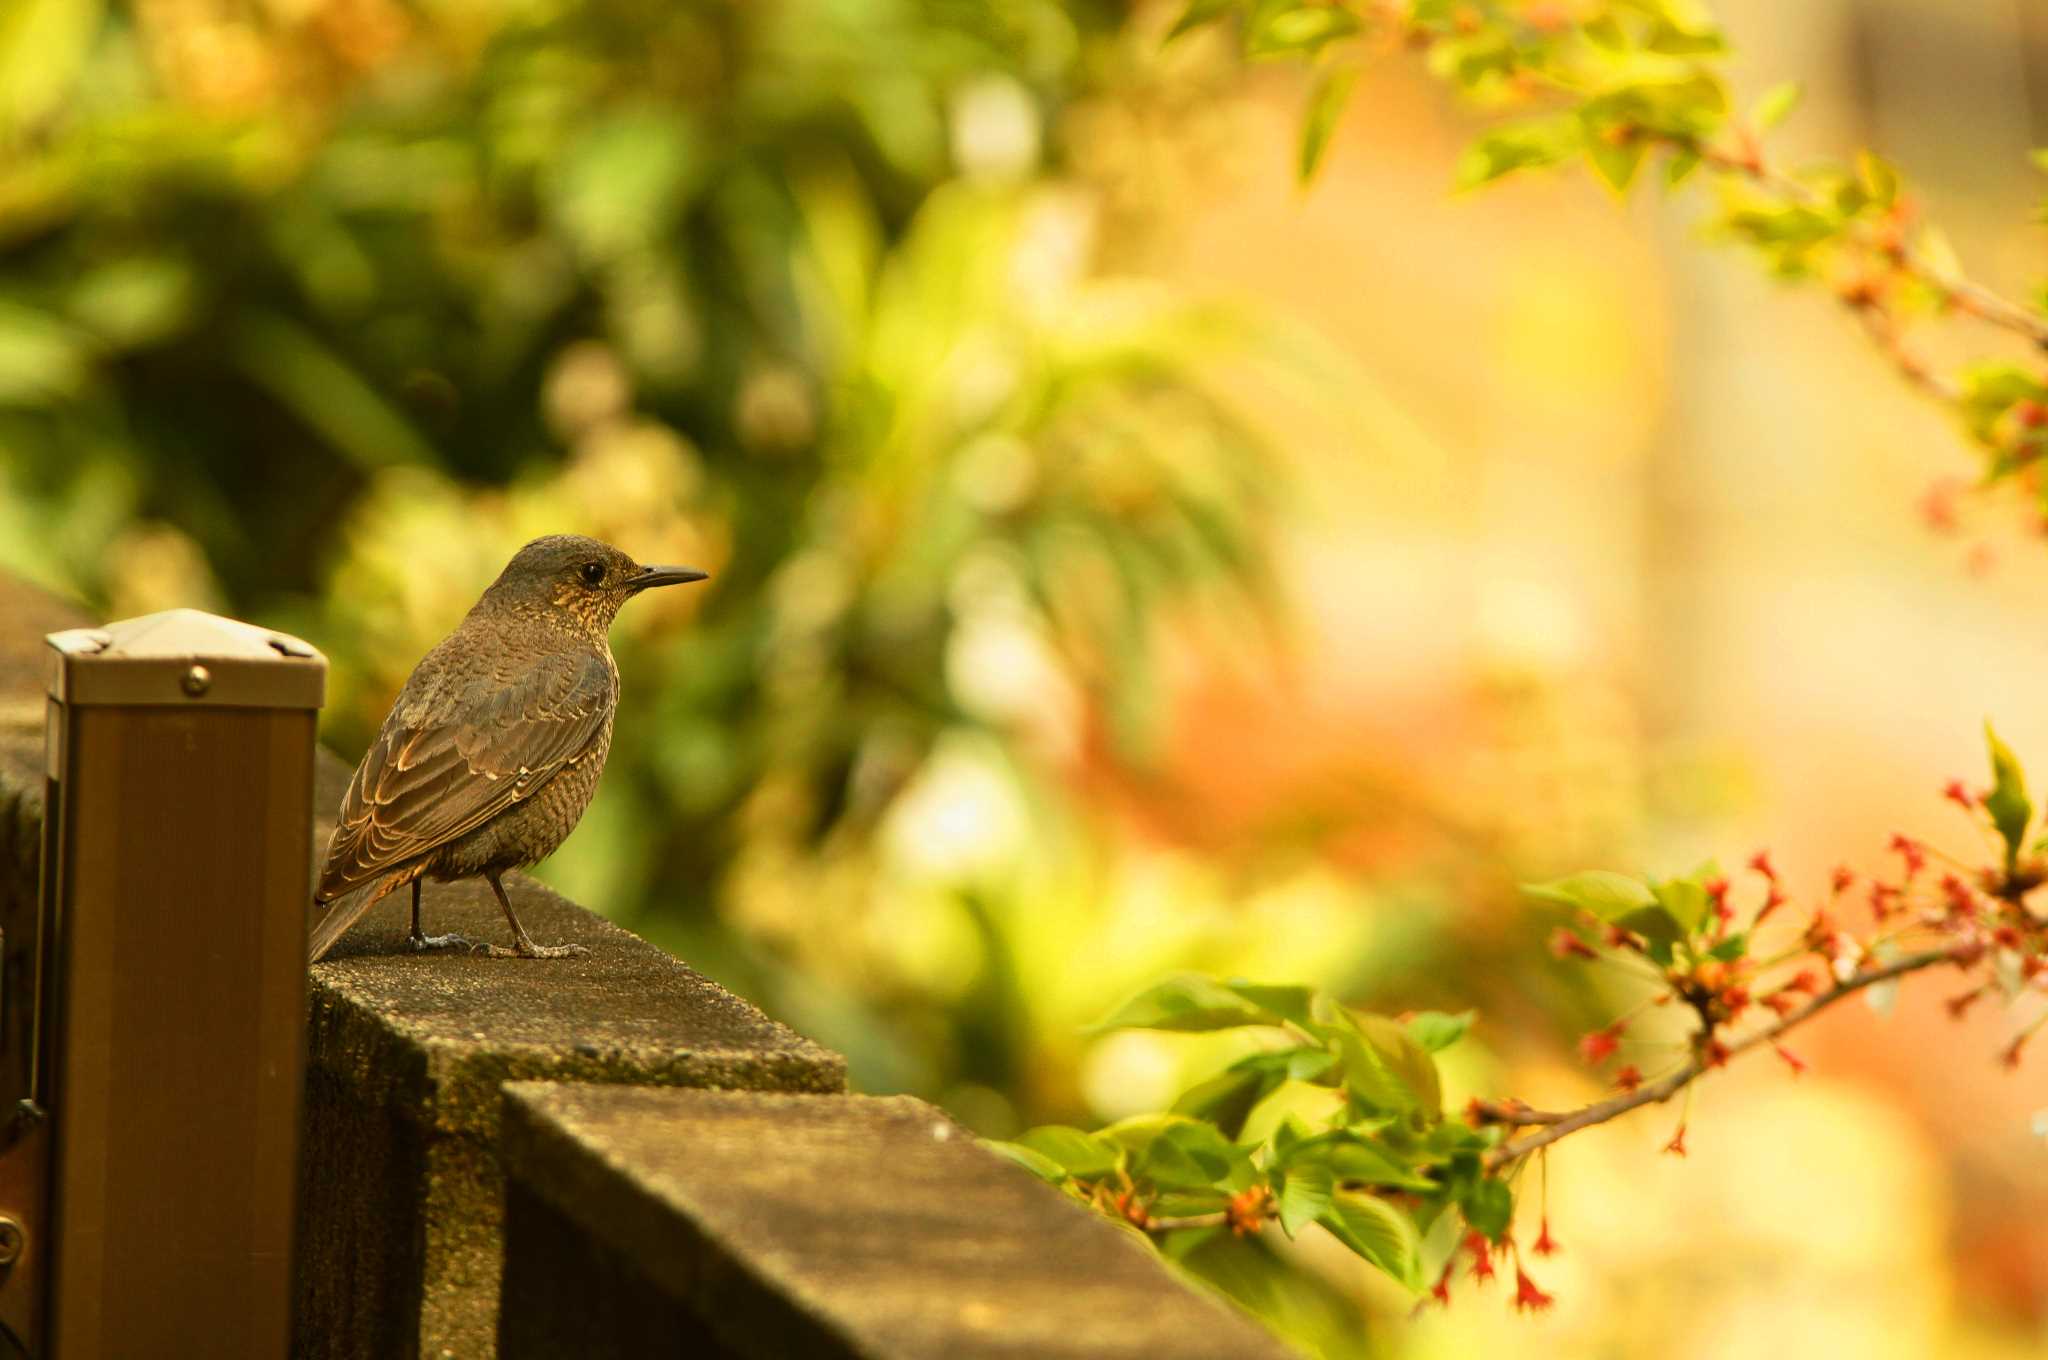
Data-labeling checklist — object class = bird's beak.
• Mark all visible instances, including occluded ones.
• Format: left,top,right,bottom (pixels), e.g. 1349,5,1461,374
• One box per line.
626,564,710,593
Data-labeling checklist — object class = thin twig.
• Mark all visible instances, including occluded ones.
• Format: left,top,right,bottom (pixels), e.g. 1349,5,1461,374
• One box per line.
1467,1099,1573,1126
1700,143,2048,353
1148,1211,1229,1231
1483,946,1958,1171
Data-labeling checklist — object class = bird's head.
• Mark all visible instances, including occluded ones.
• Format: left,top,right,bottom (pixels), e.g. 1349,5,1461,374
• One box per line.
484,534,708,635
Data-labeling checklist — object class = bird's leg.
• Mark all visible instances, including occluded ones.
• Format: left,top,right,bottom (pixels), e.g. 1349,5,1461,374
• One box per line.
407,878,471,952
474,870,589,960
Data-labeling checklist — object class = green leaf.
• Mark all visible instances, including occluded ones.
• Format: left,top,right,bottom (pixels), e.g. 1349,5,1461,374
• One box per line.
1459,1175,1513,1241
1857,150,1900,208
1360,1013,1441,1116
1166,0,1237,42
1664,145,1702,188
1173,1067,1272,1139
1455,117,1580,190
1318,1193,1423,1289
1247,4,1359,59
1316,1135,1438,1192
1282,1047,1339,1081
1405,1010,1473,1054
1651,874,1709,934
1279,1164,1334,1238
1140,1132,1220,1191
1298,67,1358,184
1957,363,2048,448
1612,905,1683,964
1017,1126,1120,1179
983,1139,1070,1184
1222,982,1318,1031
1644,19,1726,56
1090,975,1290,1033
1153,1120,1251,1187
1985,721,2033,872
1584,129,1648,193
1752,81,1801,131
1582,15,1627,52
1329,1012,1441,1119
1707,931,1750,962
1152,1190,1230,1219
1523,870,1655,918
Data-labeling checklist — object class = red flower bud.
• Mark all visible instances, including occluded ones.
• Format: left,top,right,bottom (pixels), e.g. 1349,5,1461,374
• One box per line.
1532,1217,1560,1257
1223,1186,1266,1236
1464,1231,1496,1284
1513,1266,1555,1312
1786,968,1823,995
1614,1064,1643,1093
1943,779,1976,810
1719,985,1750,1019
1773,1043,1807,1077
1945,986,1985,1020
1762,991,1798,1017
1548,927,1598,962
1888,834,1926,881
1663,1122,1688,1157
1431,1261,1454,1307
1830,864,1855,895
1748,850,1778,883
1578,1021,1625,1066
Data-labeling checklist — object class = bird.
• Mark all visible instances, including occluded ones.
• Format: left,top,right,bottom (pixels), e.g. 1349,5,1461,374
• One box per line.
308,534,706,963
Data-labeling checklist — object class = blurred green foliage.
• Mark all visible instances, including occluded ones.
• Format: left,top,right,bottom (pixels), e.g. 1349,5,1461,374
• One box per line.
0,3,1670,1353
0,0,1321,1117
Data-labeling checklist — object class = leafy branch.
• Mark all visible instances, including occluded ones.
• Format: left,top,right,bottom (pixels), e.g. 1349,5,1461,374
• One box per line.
1176,0,2048,527
994,725,2048,1310
1474,943,1955,1169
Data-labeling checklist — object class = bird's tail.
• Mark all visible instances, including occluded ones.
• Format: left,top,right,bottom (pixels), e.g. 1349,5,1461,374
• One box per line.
307,874,405,964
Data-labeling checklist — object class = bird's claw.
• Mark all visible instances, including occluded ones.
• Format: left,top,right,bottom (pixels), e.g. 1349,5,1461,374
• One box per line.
409,931,472,952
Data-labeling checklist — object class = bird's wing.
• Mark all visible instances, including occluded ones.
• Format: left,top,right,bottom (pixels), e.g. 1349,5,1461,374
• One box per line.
315,645,615,903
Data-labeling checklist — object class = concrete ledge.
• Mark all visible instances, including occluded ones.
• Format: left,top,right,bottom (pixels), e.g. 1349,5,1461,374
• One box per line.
497,1085,1297,1360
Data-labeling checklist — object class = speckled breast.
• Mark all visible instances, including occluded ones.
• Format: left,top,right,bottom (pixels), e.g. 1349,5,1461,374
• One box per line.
430,711,617,879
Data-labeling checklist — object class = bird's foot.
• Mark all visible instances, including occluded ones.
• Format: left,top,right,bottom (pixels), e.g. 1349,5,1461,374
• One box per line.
471,940,590,960
409,931,473,952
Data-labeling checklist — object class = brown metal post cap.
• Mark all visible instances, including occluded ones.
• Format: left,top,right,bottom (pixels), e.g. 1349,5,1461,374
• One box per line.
45,608,327,709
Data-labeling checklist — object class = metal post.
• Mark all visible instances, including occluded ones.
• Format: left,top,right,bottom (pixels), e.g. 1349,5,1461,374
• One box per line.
11,609,326,1357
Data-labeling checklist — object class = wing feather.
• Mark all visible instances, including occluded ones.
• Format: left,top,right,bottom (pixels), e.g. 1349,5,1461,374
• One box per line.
314,644,615,902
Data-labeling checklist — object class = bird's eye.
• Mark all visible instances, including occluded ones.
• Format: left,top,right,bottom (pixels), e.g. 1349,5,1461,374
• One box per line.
579,562,605,587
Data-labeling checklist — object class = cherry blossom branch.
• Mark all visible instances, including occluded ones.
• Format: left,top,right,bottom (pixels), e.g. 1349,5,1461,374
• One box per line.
1696,142,2048,354
1479,945,1959,1171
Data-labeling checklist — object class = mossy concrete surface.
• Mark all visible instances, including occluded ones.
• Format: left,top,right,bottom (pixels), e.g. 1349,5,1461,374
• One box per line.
497,1085,1299,1360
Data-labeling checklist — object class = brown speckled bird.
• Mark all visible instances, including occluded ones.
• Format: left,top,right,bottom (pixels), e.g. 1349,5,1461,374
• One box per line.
308,535,706,962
